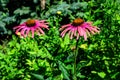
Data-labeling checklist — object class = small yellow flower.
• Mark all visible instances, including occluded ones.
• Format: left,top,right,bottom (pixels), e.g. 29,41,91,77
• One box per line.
16,32,21,35
80,44,87,49
57,11,62,14
16,32,24,38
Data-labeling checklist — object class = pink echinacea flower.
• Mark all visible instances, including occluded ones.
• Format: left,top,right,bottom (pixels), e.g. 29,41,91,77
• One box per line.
59,18,100,40
13,19,49,38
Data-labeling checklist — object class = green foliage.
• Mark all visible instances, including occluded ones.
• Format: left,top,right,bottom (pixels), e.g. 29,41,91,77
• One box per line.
45,1,88,20
58,60,70,80
0,12,15,35
31,73,44,80
0,0,120,80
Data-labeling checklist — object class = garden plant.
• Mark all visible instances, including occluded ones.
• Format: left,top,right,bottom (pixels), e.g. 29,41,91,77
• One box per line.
0,0,120,80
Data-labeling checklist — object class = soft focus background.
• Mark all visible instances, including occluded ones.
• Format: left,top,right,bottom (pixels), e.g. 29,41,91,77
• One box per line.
0,0,120,80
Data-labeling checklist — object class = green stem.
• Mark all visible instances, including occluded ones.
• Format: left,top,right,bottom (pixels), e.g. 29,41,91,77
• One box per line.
74,40,79,80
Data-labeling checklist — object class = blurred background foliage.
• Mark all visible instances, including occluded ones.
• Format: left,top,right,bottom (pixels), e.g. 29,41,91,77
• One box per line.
0,0,120,80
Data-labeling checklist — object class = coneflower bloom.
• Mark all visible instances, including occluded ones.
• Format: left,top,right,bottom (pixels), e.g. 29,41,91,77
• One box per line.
59,18,100,40
13,19,49,38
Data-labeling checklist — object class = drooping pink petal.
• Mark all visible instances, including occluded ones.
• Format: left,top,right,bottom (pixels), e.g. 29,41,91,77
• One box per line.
78,27,84,36
39,23,49,30
13,25,25,30
31,28,35,38
86,26,96,34
25,28,30,37
13,26,22,30
67,29,72,37
70,28,76,39
39,20,49,25
43,22,49,25
70,29,74,39
85,29,91,37
61,27,72,37
83,33,87,40
85,26,96,34
83,22,100,34
20,28,28,37
35,20,49,30
37,27,45,34
82,28,87,40
59,24,71,31
89,26,100,33
73,27,77,36
36,29,40,36
78,26,88,40
15,26,26,34
15,29,21,34
13,23,26,29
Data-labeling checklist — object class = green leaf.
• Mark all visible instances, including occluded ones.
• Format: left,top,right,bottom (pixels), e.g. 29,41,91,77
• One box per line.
60,34,70,49
93,20,102,25
58,60,70,80
77,73,86,78
118,21,120,24
98,72,106,78
64,34,70,45
14,7,30,16
43,47,52,59
31,73,44,80
104,60,109,66
0,21,7,34
86,60,92,66
87,55,93,59
111,72,119,79
91,71,97,74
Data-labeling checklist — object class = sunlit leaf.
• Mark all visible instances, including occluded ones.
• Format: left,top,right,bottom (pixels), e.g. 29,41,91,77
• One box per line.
31,73,44,80
91,71,97,74
98,72,106,78
86,60,92,66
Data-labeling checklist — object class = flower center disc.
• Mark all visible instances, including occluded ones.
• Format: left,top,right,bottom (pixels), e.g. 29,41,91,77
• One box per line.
26,19,36,27
72,18,84,26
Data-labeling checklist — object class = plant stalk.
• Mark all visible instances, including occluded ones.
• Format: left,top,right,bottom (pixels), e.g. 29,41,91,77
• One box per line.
73,39,79,80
